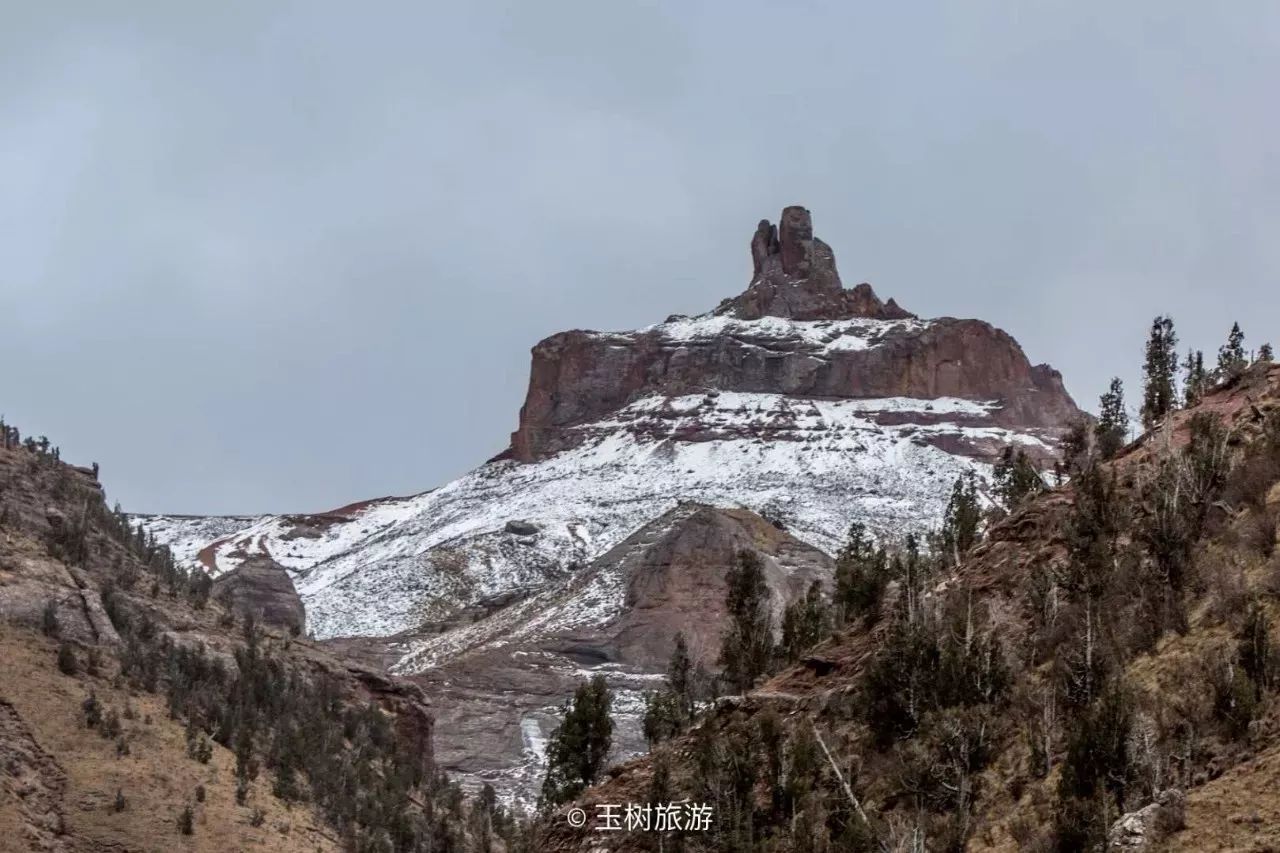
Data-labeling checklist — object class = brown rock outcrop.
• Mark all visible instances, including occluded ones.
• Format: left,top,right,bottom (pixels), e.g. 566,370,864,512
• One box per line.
212,553,306,634
508,207,1082,462
731,205,913,322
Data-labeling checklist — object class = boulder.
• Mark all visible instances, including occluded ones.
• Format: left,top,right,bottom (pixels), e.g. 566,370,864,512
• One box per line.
1107,789,1186,851
503,520,541,536
212,554,306,634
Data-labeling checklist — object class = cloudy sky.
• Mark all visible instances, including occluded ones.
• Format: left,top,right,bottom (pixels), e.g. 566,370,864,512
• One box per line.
3,2,1277,514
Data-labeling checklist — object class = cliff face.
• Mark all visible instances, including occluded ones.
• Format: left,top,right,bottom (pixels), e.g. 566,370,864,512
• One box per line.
510,206,1079,462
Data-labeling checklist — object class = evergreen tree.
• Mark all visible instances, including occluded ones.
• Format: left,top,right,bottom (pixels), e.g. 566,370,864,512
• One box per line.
1260,342,1274,363
539,675,614,807
1183,349,1208,407
642,633,699,748
1095,377,1128,459
641,690,684,748
718,550,774,694
834,522,888,624
178,805,194,835
668,632,694,716
779,580,831,662
1140,315,1179,429
1239,601,1274,696
1217,322,1247,381
940,470,982,564
993,446,1046,507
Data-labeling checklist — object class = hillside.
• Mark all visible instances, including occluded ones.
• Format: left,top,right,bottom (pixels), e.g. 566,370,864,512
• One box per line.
532,360,1280,852
0,428,511,851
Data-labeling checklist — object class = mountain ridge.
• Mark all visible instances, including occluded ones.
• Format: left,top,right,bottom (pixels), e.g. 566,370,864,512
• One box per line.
132,205,1087,803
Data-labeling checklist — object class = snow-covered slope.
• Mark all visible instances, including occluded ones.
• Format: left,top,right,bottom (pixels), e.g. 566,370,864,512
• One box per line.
137,382,1050,642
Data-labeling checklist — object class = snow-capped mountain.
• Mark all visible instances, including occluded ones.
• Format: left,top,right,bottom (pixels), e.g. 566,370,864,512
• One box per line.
137,206,1079,645
134,205,1084,802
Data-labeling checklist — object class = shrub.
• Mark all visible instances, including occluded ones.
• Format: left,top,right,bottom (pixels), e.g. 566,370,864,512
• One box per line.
41,600,60,637
57,641,78,675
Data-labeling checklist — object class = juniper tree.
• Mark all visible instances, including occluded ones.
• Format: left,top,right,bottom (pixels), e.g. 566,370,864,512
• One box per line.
994,446,1046,507
1238,600,1274,697
940,470,982,565
1140,315,1179,429
178,805,194,835
668,632,694,715
539,675,614,807
718,550,774,694
1217,321,1247,381
834,522,888,624
644,632,702,746
1054,680,1136,850
1260,342,1274,363
1183,349,1208,407
1095,377,1128,459
642,690,684,748
779,580,831,662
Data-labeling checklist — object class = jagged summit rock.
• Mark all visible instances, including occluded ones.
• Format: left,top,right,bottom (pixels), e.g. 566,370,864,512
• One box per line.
508,206,1077,462
726,205,915,321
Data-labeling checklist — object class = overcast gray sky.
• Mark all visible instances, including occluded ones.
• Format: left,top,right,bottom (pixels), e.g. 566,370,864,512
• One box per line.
3,2,1277,515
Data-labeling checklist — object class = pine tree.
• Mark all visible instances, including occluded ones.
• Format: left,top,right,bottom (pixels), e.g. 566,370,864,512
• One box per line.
1140,315,1179,429
1183,349,1208,407
1217,322,1247,381
539,675,614,807
1260,342,1275,363
1095,377,1128,459
718,550,774,694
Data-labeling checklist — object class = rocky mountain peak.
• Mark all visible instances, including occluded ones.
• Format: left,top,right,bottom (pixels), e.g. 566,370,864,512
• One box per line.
726,205,915,321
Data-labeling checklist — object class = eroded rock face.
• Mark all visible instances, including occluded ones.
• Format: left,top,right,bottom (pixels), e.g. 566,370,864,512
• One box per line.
212,553,306,634
509,206,1079,462
733,205,909,322
395,503,832,806
510,315,1078,462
